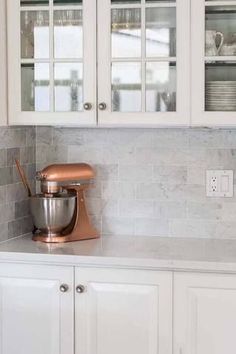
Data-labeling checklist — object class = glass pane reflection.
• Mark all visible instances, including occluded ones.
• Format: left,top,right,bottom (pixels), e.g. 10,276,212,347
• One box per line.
54,63,83,112
21,63,50,111
146,7,176,57
54,10,83,59
146,62,176,112
111,8,141,58
112,62,141,112
21,11,49,59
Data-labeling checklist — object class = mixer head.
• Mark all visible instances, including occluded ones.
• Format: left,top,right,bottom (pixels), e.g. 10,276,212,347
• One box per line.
36,163,95,194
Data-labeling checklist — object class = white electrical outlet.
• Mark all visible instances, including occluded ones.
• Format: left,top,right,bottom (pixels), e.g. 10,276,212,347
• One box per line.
206,170,234,197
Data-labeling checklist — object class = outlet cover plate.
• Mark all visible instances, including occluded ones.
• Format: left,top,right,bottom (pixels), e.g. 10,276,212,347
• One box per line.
206,170,234,197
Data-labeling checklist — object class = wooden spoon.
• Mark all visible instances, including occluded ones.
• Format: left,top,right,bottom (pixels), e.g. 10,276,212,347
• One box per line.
15,159,32,197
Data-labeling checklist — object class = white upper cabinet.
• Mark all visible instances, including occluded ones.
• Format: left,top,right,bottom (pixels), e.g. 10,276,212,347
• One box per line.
192,0,236,127
7,0,96,126
5,0,236,127
7,0,190,127
98,0,190,127
0,0,7,126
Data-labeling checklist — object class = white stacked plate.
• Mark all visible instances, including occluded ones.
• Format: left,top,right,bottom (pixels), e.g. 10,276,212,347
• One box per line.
206,81,236,111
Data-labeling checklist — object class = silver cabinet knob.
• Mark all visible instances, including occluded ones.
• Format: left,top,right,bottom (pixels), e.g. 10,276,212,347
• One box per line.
76,285,85,294
83,102,92,111
98,102,107,111
60,284,69,293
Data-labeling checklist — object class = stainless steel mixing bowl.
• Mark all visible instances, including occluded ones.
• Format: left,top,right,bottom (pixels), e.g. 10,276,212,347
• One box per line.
30,194,76,236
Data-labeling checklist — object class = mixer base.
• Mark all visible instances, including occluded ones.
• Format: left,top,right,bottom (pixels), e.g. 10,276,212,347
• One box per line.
32,232,99,243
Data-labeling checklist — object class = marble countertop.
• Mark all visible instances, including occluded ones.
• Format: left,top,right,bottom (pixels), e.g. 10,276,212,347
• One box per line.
1,235,236,273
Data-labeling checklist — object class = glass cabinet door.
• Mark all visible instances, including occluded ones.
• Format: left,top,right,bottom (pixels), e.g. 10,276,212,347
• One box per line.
7,0,96,125
192,0,236,126
98,0,190,126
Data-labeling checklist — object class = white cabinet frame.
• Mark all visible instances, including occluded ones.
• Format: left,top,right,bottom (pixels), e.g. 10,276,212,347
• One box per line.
0,0,7,126
7,0,96,126
98,0,190,127
191,0,236,127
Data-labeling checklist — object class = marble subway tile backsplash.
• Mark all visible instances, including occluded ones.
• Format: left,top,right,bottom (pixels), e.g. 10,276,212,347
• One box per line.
0,127,36,241
36,127,236,239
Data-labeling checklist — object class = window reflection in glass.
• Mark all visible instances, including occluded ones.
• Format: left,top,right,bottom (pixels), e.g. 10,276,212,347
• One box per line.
21,11,49,59
54,10,83,59
54,63,83,112
21,63,50,111
112,62,141,112
146,62,176,112
146,7,176,57
111,8,141,58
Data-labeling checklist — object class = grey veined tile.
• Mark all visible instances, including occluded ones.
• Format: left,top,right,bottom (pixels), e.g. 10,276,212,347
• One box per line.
102,216,135,236
0,167,13,186
53,127,84,146
187,202,222,220
135,217,169,237
169,219,218,239
0,128,26,149
119,164,153,182
153,166,187,184
7,148,20,167
119,199,154,218
0,149,6,167
36,126,52,145
6,183,27,202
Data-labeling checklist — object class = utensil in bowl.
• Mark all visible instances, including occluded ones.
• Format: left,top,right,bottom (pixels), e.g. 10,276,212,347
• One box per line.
15,159,32,197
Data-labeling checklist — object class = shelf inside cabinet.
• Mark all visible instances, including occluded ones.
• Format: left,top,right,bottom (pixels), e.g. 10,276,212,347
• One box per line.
21,0,49,5
204,61,236,66
206,9,236,15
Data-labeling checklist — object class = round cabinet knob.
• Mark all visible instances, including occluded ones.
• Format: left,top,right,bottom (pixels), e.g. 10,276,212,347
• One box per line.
60,284,69,293
98,102,107,111
83,102,92,111
76,285,85,294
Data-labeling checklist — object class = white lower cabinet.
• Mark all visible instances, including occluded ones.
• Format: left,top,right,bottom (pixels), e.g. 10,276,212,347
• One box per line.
2,263,236,354
75,268,172,354
174,272,236,354
0,263,74,354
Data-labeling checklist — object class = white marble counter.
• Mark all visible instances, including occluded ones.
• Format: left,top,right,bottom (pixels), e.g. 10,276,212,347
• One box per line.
1,235,236,273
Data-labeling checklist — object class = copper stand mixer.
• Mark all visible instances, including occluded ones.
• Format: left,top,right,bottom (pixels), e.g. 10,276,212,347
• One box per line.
30,163,99,243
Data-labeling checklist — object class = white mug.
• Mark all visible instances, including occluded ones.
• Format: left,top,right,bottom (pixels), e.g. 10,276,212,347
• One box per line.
205,30,224,56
